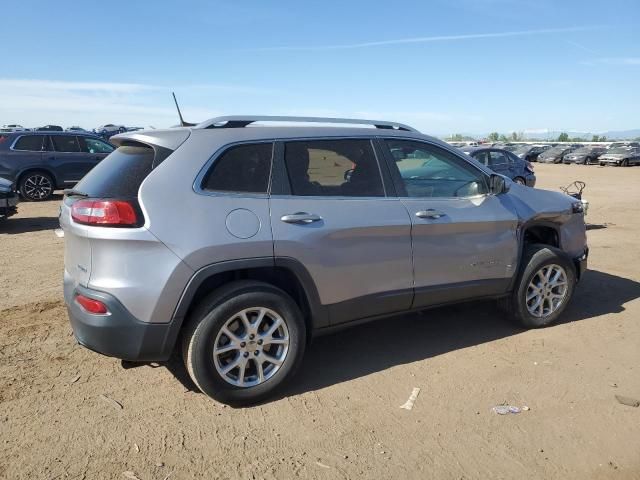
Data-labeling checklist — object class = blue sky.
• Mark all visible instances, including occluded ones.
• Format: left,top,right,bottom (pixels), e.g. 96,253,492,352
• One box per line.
1,0,638,135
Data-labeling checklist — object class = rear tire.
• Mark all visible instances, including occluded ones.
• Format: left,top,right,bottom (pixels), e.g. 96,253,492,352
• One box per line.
583,157,590,165
19,171,54,201
514,177,526,185
622,159,629,167
501,245,576,328
182,280,306,405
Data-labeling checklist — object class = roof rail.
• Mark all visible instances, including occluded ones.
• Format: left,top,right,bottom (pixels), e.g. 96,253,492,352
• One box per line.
194,115,419,133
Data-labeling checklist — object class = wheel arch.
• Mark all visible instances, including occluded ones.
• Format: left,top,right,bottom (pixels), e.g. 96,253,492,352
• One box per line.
167,257,327,355
17,167,59,189
507,221,562,291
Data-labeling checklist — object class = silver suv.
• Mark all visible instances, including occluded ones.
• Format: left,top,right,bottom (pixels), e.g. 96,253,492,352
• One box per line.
61,116,588,405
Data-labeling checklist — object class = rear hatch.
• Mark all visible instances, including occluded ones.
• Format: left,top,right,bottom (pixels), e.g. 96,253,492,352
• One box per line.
61,130,188,290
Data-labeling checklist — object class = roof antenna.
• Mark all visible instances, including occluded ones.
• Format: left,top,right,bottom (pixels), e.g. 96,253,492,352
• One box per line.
172,92,196,127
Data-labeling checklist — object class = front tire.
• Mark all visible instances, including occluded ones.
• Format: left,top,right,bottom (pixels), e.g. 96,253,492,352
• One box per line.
19,171,54,201
502,245,576,328
182,281,306,405
621,159,629,167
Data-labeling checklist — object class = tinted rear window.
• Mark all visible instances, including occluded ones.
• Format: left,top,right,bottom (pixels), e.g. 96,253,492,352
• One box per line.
14,135,44,151
74,145,155,198
202,142,273,193
52,135,80,152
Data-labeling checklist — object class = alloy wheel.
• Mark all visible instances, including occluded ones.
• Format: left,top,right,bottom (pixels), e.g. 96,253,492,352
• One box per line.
525,264,568,318
213,307,289,387
23,174,53,200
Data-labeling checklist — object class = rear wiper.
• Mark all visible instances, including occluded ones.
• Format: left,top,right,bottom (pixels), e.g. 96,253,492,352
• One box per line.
63,188,89,197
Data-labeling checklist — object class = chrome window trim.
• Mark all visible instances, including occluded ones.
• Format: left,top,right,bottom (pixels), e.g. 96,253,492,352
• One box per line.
9,134,46,152
193,139,275,199
194,135,393,200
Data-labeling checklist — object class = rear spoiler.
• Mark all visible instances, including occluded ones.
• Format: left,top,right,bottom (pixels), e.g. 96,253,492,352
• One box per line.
110,128,191,151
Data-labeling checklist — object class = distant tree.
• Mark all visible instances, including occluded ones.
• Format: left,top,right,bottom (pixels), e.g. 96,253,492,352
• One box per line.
591,135,600,142
601,136,607,142
557,132,569,142
488,132,499,142
571,137,586,142
499,134,510,142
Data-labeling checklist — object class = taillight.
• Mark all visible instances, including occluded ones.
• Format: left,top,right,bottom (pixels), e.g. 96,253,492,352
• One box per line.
75,294,109,315
71,199,139,227
526,161,534,173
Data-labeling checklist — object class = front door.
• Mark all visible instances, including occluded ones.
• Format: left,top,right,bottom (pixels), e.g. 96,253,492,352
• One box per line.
380,138,519,308
269,138,414,326
77,136,114,179
50,135,87,185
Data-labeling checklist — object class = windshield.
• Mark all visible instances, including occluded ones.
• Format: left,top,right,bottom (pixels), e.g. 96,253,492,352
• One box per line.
608,148,633,154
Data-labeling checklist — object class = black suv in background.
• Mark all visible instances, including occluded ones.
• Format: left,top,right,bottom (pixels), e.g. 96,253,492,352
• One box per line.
0,132,114,201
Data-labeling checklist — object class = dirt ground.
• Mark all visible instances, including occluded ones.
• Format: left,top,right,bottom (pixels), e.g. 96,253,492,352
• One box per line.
1,164,639,480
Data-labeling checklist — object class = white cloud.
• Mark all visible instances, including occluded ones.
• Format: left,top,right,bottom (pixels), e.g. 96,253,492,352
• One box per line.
253,26,603,51
0,78,273,128
0,79,155,93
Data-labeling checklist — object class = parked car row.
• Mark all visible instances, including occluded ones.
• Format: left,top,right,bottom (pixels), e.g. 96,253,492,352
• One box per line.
1,124,142,137
454,141,640,167
0,131,115,201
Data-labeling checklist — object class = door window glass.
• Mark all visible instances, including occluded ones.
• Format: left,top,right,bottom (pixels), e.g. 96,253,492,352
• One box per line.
472,150,489,166
51,135,81,153
284,139,384,197
385,139,488,198
488,151,509,169
80,137,115,154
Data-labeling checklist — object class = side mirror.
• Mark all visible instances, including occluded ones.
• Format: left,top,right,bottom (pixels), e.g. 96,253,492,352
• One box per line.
489,174,509,195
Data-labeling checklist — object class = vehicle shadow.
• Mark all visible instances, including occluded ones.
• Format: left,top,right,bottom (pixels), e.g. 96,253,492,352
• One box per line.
164,269,640,402
1,216,60,234
586,223,609,231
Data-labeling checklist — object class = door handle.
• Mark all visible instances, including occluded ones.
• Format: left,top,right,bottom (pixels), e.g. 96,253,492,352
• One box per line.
416,209,446,219
281,212,322,224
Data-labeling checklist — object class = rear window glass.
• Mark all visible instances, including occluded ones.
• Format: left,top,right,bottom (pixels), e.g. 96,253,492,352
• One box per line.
202,143,273,193
14,135,44,151
74,145,155,198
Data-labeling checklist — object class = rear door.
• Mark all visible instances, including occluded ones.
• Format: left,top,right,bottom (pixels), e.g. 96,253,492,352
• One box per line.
488,150,513,177
6,134,45,175
269,138,413,326
380,138,519,308
50,135,85,184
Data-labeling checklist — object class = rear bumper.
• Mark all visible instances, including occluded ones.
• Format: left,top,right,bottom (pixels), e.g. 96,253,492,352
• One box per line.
64,280,179,362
